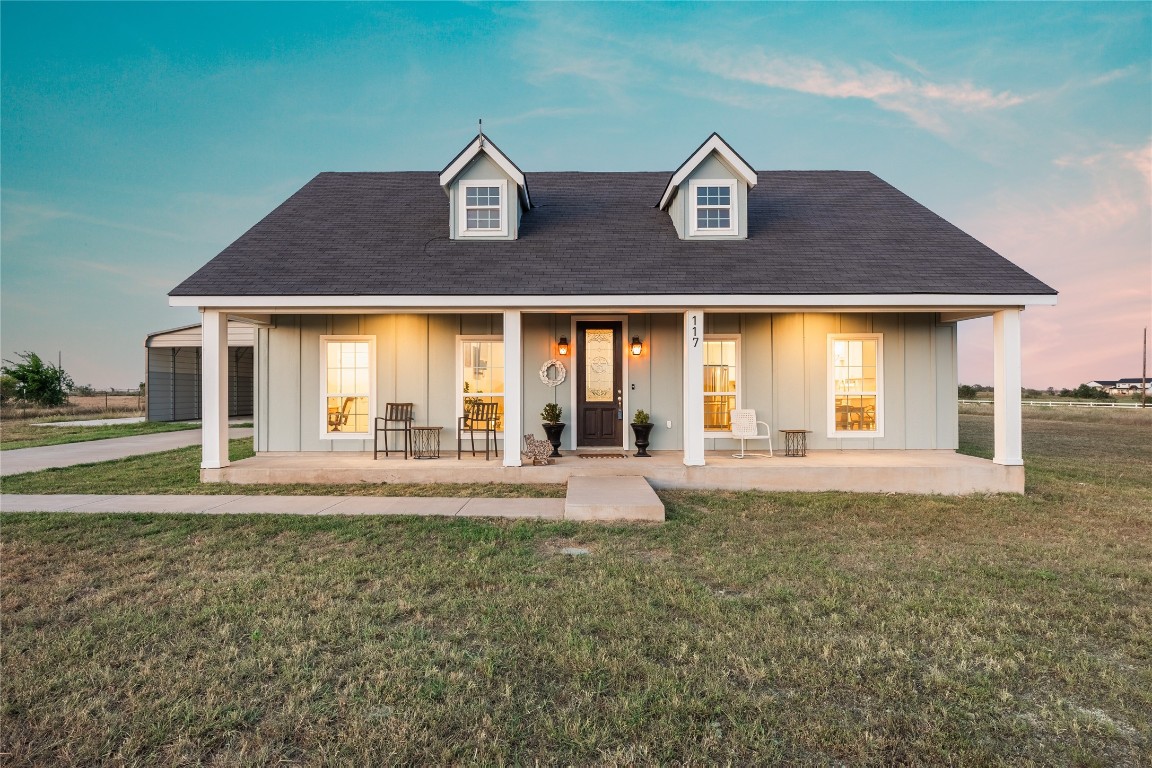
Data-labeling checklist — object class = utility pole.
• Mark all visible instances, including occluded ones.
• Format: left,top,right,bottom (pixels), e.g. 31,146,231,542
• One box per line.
1143,327,1147,409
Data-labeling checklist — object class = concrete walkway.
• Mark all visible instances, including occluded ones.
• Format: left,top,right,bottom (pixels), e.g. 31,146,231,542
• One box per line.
0,494,564,519
0,427,254,477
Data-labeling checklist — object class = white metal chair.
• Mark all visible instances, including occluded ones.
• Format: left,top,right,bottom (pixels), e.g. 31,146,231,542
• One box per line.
730,409,773,458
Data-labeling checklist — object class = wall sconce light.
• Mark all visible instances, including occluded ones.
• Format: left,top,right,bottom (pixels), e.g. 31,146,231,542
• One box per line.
630,336,643,356
557,336,569,356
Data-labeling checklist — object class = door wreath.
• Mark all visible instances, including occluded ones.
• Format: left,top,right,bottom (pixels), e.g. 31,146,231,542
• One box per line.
539,359,567,387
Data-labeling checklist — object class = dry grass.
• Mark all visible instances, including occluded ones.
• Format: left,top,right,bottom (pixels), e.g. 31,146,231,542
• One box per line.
1,409,1150,764
1,394,144,422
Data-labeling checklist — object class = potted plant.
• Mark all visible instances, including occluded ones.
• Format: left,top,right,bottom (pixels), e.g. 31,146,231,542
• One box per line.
540,402,565,458
631,408,654,457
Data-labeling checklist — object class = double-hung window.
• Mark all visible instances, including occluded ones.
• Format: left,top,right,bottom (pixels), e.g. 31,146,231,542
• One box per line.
460,180,507,236
458,337,505,428
703,337,739,432
828,334,883,437
321,336,374,438
689,179,736,234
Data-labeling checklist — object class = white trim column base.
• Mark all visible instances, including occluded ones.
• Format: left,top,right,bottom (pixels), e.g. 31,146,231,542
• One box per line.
200,309,230,470
502,310,523,467
993,309,1024,466
683,309,705,466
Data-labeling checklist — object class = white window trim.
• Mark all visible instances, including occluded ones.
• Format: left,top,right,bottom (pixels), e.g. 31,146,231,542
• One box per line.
456,334,506,435
703,335,740,435
319,335,375,440
689,179,737,235
827,333,884,439
457,179,508,237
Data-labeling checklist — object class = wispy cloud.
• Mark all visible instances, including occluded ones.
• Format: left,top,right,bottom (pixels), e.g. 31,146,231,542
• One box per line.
482,107,601,128
1,198,187,243
691,51,1027,135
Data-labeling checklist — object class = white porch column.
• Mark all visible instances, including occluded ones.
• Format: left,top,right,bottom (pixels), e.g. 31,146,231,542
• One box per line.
200,309,230,469
502,309,523,467
993,309,1024,466
683,309,705,466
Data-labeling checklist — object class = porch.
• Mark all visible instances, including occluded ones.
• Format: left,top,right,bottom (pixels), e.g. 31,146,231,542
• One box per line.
203,448,1023,495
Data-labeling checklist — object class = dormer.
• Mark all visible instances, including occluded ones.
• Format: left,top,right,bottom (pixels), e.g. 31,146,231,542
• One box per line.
658,133,757,240
438,133,531,241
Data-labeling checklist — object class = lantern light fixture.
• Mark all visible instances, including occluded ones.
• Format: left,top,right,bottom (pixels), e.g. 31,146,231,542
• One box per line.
630,336,643,356
557,336,569,356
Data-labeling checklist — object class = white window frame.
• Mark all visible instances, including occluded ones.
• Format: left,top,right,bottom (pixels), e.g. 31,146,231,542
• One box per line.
458,179,508,237
456,335,506,433
689,179,737,235
827,333,884,439
319,335,375,440
703,335,740,434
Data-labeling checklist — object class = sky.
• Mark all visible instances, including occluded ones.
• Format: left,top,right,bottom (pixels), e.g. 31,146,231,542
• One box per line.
2,1,1149,390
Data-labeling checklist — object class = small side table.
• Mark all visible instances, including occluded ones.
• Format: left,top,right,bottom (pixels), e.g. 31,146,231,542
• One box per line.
410,426,443,460
779,429,811,457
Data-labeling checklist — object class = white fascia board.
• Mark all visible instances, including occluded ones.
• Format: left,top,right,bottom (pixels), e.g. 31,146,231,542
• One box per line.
171,293,1058,311
438,137,530,208
659,135,758,210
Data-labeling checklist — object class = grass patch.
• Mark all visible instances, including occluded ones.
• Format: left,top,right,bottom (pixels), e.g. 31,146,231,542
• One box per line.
2,409,1150,763
0,418,200,450
0,438,565,498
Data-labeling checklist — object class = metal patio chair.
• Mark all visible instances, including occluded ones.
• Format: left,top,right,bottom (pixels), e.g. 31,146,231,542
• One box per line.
373,402,414,459
730,409,773,458
458,401,500,460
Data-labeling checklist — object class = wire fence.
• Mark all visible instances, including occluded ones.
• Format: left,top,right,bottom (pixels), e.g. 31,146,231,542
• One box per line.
960,399,1146,409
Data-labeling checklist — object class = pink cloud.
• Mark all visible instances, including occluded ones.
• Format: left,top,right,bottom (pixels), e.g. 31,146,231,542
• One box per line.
959,144,1152,388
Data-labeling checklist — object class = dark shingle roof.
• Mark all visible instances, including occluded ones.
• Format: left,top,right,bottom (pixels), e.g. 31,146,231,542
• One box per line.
170,171,1055,297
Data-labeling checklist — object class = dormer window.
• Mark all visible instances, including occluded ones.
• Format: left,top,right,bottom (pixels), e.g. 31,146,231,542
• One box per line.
459,179,507,236
659,134,756,241
690,180,736,235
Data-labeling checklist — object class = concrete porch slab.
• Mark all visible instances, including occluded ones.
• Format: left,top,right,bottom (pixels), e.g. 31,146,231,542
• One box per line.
564,475,665,522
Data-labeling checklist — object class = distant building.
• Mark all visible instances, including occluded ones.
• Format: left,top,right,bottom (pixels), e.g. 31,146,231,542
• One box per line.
145,323,254,421
1088,378,1149,395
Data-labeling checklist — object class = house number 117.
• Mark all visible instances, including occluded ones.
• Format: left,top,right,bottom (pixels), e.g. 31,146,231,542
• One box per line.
690,314,699,348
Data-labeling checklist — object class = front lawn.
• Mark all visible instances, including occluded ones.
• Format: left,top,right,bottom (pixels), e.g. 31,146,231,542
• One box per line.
2,409,1149,764
0,418,199,451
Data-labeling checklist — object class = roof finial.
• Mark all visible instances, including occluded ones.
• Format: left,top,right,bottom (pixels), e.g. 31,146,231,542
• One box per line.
478,118,484,148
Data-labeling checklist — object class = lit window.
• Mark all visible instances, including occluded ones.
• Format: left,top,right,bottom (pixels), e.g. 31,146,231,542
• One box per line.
703,337,738,431
460,181,507,236
690,180,736,234
828,335,883,437
459,337,505,428
322,337,373,437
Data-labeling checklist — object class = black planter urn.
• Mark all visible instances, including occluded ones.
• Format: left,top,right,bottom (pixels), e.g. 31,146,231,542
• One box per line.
541,422,566,458
630,423,654,457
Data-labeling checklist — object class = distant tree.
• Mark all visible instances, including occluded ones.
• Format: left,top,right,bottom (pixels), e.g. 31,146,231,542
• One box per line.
0,374,19,404
1069,383,1111,400
957,384,978,399
73,384,97,396
1,352,74,407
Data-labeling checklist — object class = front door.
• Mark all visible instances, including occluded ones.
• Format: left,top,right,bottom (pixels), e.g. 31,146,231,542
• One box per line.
576,321,623,446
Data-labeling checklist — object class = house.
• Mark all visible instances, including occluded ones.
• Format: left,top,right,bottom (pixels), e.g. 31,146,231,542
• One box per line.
1094,378,1150,395
144,323,254,421
169,132,1057,494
